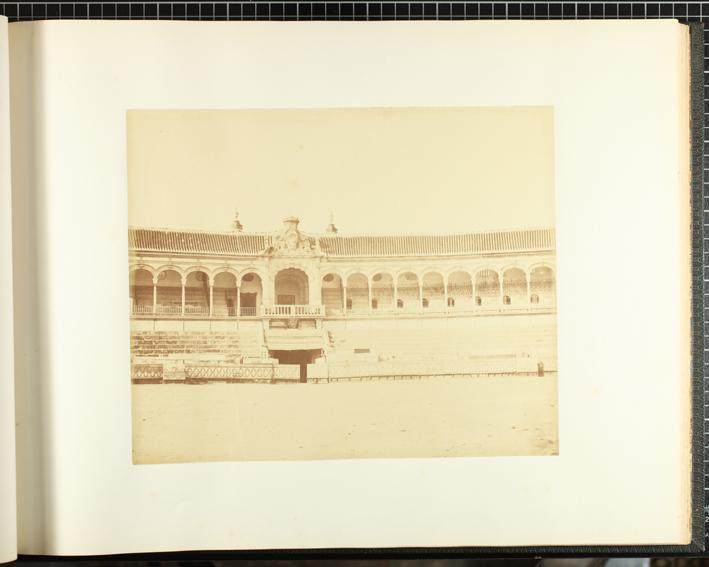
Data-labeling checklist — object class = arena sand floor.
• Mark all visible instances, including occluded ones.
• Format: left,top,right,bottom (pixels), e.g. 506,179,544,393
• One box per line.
131,375,558,464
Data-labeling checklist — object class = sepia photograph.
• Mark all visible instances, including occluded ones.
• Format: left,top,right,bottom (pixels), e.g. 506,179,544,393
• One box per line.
127,106,558,464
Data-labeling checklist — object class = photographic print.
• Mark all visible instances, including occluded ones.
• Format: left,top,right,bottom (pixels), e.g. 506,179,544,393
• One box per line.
127,107,558,463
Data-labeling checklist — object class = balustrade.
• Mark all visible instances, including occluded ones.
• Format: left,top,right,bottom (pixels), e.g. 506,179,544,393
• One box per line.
263,304,325,317
132,296,554,319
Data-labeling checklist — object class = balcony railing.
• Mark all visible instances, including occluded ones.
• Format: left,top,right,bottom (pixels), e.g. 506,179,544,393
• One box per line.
184,305,209,316
133,304,156,315
132,300,553,319
264,304,325,317
132,304,261,317
155,304,182,315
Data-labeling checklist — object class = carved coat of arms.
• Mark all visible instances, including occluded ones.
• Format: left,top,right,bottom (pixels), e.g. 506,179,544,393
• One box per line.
269,216,321,256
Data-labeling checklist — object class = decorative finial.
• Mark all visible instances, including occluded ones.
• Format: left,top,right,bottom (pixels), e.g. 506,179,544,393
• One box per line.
232,210,243,232
326,211,338,234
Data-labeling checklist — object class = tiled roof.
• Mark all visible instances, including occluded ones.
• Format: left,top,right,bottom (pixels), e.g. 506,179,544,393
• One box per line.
129,228,268,256
129,227,554,257
318,228,554,257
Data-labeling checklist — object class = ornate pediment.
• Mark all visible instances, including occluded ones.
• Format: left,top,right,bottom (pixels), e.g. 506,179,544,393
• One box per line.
267,216,322,257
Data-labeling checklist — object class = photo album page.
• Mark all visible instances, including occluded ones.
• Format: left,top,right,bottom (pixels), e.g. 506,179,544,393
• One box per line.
3,19,694,556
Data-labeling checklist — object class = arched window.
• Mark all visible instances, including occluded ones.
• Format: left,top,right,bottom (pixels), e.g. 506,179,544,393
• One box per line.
371,272,394,312
475,269,500,304
184,270,210,316
239,272,263,316
213,272,238,317
503,295,511,305
396,272,419,311
422,298,429,308
275,268,309,306
129,268,153,314
346,273,369,313
446,271,473,306
321,273,344,315
422,272,444,308
154,269,183,315
530,266,555,305
397,298,404,309
530,293,540,304
502,268,527,303
475,296,482,306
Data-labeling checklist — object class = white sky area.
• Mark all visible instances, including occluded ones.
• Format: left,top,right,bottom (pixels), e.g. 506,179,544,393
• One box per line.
127,107,555,235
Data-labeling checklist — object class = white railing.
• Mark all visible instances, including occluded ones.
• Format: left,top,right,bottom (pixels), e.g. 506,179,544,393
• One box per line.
335,301,556,317
133,304,155,315
211,307,237,317
184,304,209,316
133,300,555,319
155,304,182,315
264,304,325,317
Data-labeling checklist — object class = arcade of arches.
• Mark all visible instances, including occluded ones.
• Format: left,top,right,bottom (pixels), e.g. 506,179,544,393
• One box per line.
130,265,555,318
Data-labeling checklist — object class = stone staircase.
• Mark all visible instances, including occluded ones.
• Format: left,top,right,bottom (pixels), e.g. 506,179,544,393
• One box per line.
131,330,262,363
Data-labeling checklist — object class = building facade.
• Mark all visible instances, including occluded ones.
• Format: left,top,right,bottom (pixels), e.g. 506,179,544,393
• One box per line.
129,217,557,382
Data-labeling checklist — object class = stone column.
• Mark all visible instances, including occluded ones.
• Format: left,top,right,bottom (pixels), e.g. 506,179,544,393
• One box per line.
526,273,531,304
263,271,272,307
368,278,373,312
308,269,321,306
443,275,448,309
394,283,398,311
499,273,504,305
181,276,186,316
209,284,214,317
341,281,346,313
419,280,424,310
236,285,241,317
152,276,157,314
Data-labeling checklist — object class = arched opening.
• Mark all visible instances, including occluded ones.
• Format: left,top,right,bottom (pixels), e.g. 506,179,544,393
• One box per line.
321,273,344,315
184,270,210,316
371,272,395,312
396,272,420,311
475,269,500,306
213,272,238,317
275,268,309,306
346,273,369,313
530,266,555,306
240,272,263,316
155,269,182,315
129,268,153,314
422,272,445,311
503,268,527,305
446,270,473,310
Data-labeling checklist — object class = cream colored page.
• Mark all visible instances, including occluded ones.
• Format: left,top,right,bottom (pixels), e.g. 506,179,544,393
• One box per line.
10,22,55,555
0,15,18,564
17,20,691,554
